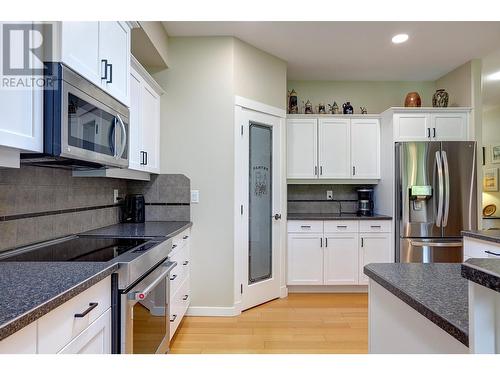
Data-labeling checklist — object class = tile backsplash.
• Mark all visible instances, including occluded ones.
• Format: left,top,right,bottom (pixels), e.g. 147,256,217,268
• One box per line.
288,184,372,215
0,166,190,253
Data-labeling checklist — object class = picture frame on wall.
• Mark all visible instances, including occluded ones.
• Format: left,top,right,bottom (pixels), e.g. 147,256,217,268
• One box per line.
491,145,500,164
484,167,499,192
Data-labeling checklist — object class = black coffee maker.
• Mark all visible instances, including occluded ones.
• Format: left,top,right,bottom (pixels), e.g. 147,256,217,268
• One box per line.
122,194,145,223
357,187,374,216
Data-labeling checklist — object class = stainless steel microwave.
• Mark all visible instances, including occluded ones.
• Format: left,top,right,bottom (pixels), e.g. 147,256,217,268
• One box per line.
21,63,129,169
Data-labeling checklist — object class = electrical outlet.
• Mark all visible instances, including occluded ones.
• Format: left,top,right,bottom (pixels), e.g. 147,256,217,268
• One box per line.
113,189,119,203
327,190,333,200
191,190,200,203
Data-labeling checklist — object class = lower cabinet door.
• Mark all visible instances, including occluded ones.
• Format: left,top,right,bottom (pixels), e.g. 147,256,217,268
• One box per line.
359,233,392,284
0,322,37,354
58,309,112,354
287,234,323,285
324,233,359,285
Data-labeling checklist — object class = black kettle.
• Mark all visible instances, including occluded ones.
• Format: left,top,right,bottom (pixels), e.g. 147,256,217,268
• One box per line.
122,194,145,223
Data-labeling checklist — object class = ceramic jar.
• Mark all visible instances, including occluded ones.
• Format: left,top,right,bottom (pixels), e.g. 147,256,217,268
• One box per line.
432,89,449,108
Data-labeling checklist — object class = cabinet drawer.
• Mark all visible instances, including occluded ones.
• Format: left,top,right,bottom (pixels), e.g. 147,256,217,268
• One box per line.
170,277,190,339
38,276,111,354
171,229,191,252
169,242,189,296
359,220,391,233
464,237,500,259
324,220,359,233
287,220,323,233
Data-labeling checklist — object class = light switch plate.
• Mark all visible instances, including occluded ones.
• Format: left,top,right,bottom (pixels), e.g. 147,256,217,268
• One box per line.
327,190,333,200
113,189,119,203
191,190,200,203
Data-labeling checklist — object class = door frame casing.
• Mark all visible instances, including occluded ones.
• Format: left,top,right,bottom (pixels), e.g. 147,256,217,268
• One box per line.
234,96,287,315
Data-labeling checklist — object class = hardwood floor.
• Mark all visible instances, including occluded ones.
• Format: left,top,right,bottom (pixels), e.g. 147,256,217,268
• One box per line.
170,293,368,354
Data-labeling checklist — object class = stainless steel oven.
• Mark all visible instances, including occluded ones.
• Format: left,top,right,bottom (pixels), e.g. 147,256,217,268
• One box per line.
22,62,129,169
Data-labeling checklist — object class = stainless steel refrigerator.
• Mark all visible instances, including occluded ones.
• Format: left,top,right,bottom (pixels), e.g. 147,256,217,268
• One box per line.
395,141,477,263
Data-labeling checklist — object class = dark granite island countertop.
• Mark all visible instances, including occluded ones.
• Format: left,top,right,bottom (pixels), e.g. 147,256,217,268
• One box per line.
287,213,392,221
364,263,468,346
0,262,117,341
81,221,192,239
462,258,500,293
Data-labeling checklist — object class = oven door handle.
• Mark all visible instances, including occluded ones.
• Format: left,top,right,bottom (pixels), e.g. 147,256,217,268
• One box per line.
127,261,177,301
116,113,127,160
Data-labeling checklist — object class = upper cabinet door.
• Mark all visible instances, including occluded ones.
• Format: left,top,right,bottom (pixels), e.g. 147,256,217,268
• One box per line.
141,83,161,174
61,22,101,86
394,113,431,141
99,22,130,106
431,113,468,141
128,68,143,171
351,119,380,179
287,119,318,179
319,119,351,178
0,22,43,153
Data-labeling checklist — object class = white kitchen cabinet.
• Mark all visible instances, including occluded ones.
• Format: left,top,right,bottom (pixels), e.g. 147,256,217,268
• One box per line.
58,309,111,354
319,118,350,178
287,119,318,179
287,233,324,285
351,119,380,179
392,109,470,142
58,21,131,105
324,233,359,285
359,233,392,285
0,322,37,354
128,57,163,174
0,22,43,155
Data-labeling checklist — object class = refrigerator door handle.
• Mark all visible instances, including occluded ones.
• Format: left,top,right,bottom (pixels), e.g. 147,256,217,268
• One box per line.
410,240,462,247
442,150,450,227
435,151,444,227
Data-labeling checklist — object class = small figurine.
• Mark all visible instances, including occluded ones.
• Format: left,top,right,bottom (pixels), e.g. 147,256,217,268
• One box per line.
318,103,326,114
328,101,340,114
342,101,354,114
304,100,313,114
287,89,298,114
360,106,367,114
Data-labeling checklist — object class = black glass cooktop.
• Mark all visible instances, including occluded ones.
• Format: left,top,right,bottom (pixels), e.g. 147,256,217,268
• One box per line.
2,237,151,262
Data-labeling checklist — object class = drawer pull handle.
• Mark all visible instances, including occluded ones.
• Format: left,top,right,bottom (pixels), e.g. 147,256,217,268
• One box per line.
182,294,189,301
337,225,347,228
74,302,98,318
170,274,178,281
182,261,189,266
170,314,177,322
300,225,311,229
485,250,500,257
183,235,189,240
370,225,381,228
172,244,177,249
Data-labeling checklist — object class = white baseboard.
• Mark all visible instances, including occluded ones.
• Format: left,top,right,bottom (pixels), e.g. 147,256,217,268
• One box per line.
186,305,240,317
280,286,288,298
288,285,368,293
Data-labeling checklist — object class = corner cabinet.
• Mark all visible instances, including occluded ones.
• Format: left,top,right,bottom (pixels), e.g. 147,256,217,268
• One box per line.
391,108,470,142
287,220,392,286
287,115,381,180
56,21,133,106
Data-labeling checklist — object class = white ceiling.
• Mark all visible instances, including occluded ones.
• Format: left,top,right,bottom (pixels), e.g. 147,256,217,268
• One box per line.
163,21,500,81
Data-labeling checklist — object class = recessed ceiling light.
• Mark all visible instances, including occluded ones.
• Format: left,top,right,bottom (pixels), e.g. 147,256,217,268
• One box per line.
487,71,500,81
392,34,409,44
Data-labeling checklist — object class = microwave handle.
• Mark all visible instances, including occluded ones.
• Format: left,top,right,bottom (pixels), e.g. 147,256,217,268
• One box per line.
116,114,127,159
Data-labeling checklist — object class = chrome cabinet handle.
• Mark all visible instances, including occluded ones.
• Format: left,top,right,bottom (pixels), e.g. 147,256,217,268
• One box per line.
433,128,436,138
170,314,177,322
170,274,178,281
74,302,98,318
300,225,311,229
172,244,177,249
352,166,356,176
361,238,364,247
116,114,127,159
325,238,328,247
320,166,323,175
320,238,323,247
183,235,189,240
485,250,500,257
427,128,431,138
314,166,318,176
182,295,189,301
182,260,189,266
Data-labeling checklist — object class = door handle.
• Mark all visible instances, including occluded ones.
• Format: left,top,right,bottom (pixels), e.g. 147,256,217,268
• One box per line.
182,295,189,301
314,166,318,176
170,314,177,322
485,250,500,257
273,213,282,220
435,151,444,227
101,59,108,80
442,151,450,227
433,128,436,138
352,166,356,176
300,225,311,229
116,114,127,159
74,302,98,318
107,62,113,84
325,238,328,247
410,241,462,247
427,128,431,138
182,261,189,266
320,166,323,175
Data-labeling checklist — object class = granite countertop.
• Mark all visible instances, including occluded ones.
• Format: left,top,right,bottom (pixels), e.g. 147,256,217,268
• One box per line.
81,221,192,239
462,229,500,244
0,262,117,341
364,263,468,346
287,213,392,221
462,258,500,293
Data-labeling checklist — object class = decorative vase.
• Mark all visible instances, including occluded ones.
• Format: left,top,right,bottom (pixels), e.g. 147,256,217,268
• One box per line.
304,100,313,114
342,101,354,114
432,89,449,108
287,89,298,114
404,92,421,107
